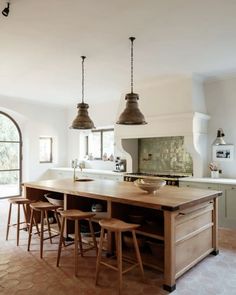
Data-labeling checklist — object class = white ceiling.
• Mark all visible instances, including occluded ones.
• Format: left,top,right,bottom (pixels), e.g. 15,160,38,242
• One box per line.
1,0,236,106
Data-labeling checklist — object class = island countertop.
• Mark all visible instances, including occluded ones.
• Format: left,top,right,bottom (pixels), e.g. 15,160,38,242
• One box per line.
24,178,221,211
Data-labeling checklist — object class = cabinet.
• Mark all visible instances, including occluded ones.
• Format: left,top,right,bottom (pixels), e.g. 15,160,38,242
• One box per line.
179,180,236,229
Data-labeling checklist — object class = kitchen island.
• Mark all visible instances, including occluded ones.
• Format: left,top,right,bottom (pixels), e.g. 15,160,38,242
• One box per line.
24,178,221,292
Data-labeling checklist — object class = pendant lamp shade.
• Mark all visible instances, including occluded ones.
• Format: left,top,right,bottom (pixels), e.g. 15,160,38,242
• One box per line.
70,56,95,130
117,37,147,125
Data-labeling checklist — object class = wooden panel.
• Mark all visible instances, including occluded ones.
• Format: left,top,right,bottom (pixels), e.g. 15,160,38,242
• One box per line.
175,227,213,274
176,209,212,242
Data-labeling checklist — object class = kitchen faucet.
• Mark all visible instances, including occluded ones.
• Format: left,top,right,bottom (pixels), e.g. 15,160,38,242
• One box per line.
72,159,78,182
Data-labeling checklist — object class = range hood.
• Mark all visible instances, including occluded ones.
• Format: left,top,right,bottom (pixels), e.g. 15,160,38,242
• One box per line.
114,76,210,177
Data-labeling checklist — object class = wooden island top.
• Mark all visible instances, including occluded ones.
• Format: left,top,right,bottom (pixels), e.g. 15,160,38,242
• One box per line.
24,178,222,292
24,178,221,211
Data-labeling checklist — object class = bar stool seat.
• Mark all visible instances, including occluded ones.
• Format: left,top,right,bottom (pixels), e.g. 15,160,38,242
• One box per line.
95,218,144,294
27,201,61,258
6,197,37,246
57,209,98,276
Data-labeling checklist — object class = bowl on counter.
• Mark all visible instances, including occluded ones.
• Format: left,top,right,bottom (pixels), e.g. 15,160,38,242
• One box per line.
134,178,166,194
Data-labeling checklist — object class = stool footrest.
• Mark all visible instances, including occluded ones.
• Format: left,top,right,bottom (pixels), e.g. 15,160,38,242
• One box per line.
100,261,118,271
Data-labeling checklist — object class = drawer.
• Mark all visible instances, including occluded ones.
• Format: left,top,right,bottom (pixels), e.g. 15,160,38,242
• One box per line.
175,208,213,242
175,227,213,276
175,202,213,241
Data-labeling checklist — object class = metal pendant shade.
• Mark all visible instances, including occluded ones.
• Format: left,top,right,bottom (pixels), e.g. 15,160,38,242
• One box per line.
70,56,95,130
117,37,147,125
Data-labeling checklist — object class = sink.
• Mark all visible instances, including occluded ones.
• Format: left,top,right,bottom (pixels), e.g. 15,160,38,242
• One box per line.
75,178,94,182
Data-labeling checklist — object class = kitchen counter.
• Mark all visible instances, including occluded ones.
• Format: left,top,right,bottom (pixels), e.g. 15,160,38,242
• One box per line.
181,177,236,185
50,167,125,176
24,178,221,292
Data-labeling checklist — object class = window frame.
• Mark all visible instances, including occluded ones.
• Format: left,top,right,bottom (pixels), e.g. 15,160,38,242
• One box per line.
91,128,114,160
0,111,22,197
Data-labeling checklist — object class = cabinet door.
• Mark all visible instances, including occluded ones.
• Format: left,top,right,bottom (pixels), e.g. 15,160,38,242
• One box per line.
219,185,236,229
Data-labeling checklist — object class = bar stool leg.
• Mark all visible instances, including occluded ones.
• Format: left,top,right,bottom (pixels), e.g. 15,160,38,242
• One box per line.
40,210,44,259
88,219,98,255
57,217,65,267
16,204,20,246
22,204,29,231
6,203,12,241
116,231,123,295
132,230,144,279
27,208,34,251
78,221,84,257
33,217,40,236
95,227,105,285
45,210,52,244
54,209,65,247
74,219,79,276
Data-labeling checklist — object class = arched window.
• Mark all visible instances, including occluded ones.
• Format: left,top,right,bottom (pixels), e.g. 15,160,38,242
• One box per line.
0,111,22,198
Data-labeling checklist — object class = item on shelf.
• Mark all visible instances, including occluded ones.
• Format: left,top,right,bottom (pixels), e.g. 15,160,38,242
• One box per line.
134,178,166,194
91,203,103,212
88,153,93,160
114,157,126,172
102,153,108,161
209,162,219,179
44,193,64,207
146,240,164,259
123,235,145,249
128,214,144,224
108,154,114,161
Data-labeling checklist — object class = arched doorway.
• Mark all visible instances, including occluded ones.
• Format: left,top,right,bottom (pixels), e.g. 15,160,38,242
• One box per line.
0,111,22,198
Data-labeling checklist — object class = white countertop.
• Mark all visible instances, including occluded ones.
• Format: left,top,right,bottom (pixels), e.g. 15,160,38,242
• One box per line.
50,167,125,176
180,177,236,185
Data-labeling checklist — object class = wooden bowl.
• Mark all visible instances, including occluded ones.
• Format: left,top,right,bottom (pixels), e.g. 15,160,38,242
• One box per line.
45,193,64,207
134,179,166,194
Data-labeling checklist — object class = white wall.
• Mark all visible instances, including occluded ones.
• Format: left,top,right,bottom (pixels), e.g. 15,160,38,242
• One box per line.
205,76,236,178
0,95,68,182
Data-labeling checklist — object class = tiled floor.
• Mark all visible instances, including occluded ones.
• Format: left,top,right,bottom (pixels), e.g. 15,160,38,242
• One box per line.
0,199,236,295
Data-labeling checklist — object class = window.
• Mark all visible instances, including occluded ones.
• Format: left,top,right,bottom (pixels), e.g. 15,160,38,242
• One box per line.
0,111,22,198
39,137,53,163
91,129,114,160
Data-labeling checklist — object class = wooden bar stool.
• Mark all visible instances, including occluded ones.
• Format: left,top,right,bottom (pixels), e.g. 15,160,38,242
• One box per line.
6,197,39,246
57,209,98,276
27,201,61,258
95,218,144,294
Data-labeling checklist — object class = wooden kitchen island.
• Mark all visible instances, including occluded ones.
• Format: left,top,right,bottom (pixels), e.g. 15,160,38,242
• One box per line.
24,178,221,292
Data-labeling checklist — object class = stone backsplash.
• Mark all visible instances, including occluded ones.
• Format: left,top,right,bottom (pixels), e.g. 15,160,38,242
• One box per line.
138,136,193,174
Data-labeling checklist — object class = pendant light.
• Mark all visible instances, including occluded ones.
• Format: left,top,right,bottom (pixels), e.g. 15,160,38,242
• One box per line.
2,2,10,17
116,37,147,125
70,56,95,130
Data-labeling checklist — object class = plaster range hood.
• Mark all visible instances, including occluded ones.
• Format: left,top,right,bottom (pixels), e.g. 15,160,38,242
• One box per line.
114,76,210,178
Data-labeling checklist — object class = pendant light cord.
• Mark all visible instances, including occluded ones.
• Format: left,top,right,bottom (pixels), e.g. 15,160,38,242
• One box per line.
129,37,135,93
81,56,86,103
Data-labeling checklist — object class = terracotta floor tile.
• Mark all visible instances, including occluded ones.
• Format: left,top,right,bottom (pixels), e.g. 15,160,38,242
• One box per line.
0,199,236,294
